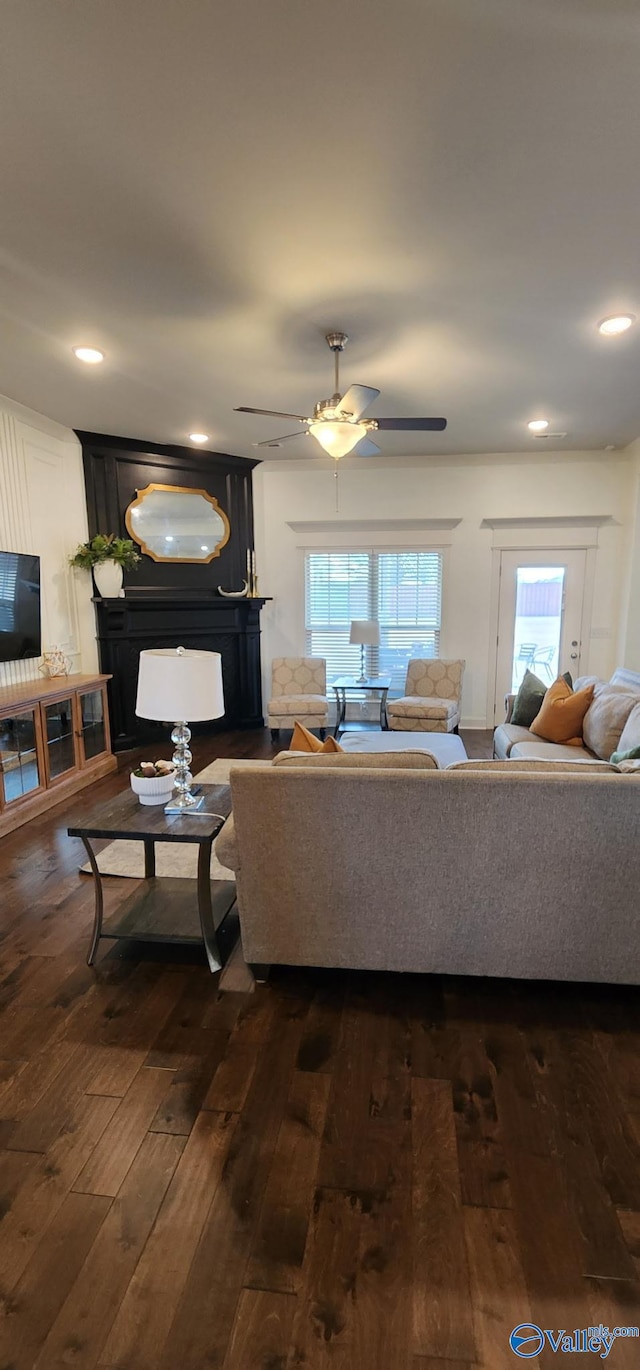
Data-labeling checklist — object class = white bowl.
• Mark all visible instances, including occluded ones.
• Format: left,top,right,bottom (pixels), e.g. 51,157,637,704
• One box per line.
130,772,176,806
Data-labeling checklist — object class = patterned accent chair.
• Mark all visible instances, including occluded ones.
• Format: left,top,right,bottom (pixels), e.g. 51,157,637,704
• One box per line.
387,659,465,733
267,657,329,741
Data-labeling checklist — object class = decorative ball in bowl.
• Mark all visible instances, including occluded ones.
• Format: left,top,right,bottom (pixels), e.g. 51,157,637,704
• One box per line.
130,760,176,806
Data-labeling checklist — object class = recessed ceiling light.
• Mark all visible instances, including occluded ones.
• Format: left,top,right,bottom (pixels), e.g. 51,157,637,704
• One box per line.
73,346,104,364
165,536,174,543
200,545,209,552
189,432,209,444
598,314,636,336
527,418,549,432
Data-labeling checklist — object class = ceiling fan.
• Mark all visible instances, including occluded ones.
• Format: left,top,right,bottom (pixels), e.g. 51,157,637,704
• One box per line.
235,332,447,459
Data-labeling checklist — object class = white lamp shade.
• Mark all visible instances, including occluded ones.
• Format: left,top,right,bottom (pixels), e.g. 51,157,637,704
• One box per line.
308,421,368,459
136,647,225,722
349,619,380,647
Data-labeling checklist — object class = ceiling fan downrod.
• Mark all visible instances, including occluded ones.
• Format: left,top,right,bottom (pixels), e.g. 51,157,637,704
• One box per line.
325,331,348,398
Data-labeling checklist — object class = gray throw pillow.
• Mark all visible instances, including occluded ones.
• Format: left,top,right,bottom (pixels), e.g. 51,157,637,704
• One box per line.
511,669,572,727
511,670,546,726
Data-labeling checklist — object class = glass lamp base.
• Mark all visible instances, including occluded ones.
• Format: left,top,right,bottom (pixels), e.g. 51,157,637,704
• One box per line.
165,720,203,814
164,792,204,814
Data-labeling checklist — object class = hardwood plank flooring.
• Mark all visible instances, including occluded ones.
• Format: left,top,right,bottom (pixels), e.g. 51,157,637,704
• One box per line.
2,726,640,1367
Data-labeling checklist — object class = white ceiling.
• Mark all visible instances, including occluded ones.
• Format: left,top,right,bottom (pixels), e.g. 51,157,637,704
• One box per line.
1,0,640,460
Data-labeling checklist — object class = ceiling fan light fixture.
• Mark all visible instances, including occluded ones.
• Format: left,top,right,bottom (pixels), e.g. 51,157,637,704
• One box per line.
308,421,368,459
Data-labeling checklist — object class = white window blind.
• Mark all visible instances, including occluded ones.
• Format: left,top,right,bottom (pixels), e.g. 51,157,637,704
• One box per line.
0,553,19,632
304,550,442,691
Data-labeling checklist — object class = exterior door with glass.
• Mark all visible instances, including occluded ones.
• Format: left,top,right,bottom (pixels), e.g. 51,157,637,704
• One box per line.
493,550,588,724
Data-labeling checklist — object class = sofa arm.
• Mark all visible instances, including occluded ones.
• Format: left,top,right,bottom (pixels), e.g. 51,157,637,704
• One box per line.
214,815,239,872
504,693,516,723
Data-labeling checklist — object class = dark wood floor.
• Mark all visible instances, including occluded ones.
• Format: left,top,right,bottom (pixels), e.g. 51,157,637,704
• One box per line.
2,727,640,1369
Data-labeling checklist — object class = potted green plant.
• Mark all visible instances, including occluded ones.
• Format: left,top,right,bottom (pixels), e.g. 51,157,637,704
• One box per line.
69,534,141,598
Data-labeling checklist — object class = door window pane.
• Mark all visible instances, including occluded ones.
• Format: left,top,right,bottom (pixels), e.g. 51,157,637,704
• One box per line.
511,567,564,690
0,710,41,802
81,690,106,759
44,698,76,779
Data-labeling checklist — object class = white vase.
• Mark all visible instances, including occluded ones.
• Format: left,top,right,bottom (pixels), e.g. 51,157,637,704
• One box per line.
93,560,124,598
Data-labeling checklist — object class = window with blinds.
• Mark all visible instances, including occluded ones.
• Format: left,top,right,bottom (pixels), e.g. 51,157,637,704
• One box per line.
0,552,19,632
304,550,443,691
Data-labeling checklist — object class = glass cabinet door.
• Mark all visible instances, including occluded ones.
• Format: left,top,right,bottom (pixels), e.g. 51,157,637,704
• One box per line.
78,688,107,761
43,697,76,781
0,710,42,804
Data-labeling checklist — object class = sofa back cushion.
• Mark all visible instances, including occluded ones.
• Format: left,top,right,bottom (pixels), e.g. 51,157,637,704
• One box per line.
530,677,594,745
610,668,640,692
273,749,439,770
448,757,619,774
582,686,639,760
574,674,601,693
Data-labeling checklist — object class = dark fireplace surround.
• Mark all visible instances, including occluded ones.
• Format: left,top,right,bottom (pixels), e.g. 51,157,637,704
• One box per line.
77,432,266,751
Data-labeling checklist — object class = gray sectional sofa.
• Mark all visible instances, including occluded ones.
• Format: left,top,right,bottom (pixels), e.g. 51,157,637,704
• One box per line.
216,747,640,985
494,666,640,763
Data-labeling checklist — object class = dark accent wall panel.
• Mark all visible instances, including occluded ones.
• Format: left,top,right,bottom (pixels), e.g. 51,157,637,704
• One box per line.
77,432,266,748
76,431,258,595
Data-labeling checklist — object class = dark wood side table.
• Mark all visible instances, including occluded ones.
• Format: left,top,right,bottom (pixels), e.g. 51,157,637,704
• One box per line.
330,675,392,737
68,783,235,974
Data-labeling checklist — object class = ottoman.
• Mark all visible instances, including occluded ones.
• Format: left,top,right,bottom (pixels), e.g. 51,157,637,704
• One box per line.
339,729,467,767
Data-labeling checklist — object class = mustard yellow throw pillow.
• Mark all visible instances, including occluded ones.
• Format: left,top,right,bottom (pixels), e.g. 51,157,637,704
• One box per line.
289,721,343,753
530,677,595,746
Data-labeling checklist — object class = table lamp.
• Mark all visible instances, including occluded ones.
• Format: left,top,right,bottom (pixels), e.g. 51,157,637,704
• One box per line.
349,619,380,683
136,646,225,812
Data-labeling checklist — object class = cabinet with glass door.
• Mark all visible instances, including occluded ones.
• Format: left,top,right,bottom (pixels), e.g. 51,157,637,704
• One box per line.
0,674,115,837
42,694,77,786
75,684,110,765
0,707,44,808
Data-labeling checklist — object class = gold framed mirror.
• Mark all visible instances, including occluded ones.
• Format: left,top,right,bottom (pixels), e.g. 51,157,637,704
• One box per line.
125,484,231,563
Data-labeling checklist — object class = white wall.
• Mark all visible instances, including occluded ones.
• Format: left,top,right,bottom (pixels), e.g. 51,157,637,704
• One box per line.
253,449,635,727
619,439,640,672
0,393,97,688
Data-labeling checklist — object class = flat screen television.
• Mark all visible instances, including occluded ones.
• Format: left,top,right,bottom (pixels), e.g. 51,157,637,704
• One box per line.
0,551,41,662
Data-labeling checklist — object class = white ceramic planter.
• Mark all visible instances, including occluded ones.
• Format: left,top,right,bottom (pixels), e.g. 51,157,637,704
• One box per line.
93,560,124,598
130,772,176,806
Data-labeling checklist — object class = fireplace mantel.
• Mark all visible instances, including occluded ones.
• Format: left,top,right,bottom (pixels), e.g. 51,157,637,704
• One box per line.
94,593,269,751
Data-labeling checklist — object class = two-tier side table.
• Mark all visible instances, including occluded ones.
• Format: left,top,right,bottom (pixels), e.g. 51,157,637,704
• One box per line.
331,675,392,737
68,783,236,973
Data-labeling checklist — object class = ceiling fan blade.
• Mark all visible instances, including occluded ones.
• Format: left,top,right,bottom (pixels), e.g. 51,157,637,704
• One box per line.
253,430,309,448
374,417,447,431
336,384,380,421
354,437,381,457
235,406,309,422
